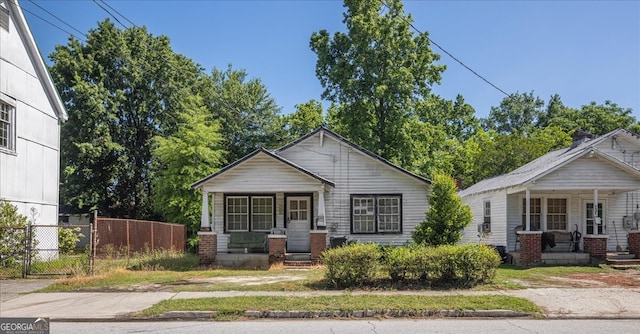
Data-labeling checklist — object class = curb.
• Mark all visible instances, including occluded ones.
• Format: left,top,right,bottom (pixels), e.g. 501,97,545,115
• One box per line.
156,309,532,320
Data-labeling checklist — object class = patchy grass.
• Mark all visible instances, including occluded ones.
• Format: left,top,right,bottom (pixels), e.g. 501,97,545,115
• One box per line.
138,294,541,319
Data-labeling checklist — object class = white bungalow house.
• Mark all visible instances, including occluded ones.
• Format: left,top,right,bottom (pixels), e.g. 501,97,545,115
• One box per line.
0,0,67,258
192,127,430,263
459,128,640,259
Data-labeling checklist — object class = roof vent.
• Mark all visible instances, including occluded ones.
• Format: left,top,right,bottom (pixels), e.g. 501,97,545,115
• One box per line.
571,129,593,149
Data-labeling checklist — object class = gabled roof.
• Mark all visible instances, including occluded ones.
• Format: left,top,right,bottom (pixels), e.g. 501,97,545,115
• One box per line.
6,0,67,121
191,147,335,189
276,126,431,185
458,128,640,197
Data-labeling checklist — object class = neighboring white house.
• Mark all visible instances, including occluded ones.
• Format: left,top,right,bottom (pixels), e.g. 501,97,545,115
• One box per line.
0,0,67,257
459,128,640,253
192,127,431,254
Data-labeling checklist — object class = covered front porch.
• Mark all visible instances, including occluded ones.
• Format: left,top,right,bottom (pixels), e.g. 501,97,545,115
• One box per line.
507,183,640,265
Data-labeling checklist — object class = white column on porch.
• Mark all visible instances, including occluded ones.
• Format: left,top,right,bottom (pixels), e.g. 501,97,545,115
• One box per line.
200,191,211,231
317,184,326,228
210,193,215,229
525,188,531,231
593,188,599,235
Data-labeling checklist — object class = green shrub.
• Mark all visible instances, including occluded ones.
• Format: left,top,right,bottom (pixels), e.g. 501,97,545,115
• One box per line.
322,243,381,288
384,244,501,288
433,244,501,287
0,199,31,268
58,227,84,254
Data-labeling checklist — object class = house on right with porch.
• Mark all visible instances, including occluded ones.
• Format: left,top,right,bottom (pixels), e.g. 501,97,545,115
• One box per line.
459,128,640,265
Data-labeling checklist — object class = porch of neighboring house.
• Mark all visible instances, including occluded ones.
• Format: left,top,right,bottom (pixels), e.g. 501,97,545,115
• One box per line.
196,186,331,269
506,186,640,266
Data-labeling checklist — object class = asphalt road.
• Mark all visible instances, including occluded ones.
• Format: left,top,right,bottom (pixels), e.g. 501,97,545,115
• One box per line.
51,319,640,334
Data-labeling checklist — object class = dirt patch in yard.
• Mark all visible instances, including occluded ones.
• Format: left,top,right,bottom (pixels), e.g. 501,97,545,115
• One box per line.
544,270,640,288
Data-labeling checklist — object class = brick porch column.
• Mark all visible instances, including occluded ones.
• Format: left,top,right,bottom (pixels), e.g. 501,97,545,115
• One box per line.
629,231,640,258
198,231,217,266
268,235,287,264
583,235,608,260
310,230,328,264
517,231,542,266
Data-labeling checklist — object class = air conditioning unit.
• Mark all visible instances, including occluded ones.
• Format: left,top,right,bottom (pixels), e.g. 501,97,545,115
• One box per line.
477,222,491,234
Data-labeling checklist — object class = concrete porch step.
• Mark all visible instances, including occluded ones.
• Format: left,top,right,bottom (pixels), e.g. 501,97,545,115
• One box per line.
606,253,640,269
285,253,311,261
283,260,316,268
607,252,636,260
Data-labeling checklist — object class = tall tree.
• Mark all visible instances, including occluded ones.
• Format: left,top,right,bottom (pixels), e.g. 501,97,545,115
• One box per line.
481,91,544,135
50,20,204,218
310,0,445,162
204,65,285,163
152,91,225,242
418,94,479,141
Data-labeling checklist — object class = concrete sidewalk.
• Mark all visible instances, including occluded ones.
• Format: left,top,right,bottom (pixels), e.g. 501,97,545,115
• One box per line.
1,288,640,320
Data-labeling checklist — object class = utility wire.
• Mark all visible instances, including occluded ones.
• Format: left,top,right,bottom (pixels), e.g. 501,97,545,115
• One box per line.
26,0,87,37
17,2,86,43
381,1,510,97
99,0,138,28
93,0,127,29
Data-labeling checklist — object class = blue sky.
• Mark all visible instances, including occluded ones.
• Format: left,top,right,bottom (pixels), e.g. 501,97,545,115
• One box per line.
20,0,640,119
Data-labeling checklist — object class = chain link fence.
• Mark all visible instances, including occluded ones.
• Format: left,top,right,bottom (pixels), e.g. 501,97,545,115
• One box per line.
0,224,93,278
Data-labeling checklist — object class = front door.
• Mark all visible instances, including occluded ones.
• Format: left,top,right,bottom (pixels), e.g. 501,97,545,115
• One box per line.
585,201,605,235
286,196,311,252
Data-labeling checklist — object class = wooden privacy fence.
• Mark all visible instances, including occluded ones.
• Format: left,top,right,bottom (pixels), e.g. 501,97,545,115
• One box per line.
94,218,185,255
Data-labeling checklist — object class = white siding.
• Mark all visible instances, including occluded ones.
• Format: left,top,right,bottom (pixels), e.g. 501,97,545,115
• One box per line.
534,156,640,191
0,2,61,232
460,190,507,248
279,132,430,246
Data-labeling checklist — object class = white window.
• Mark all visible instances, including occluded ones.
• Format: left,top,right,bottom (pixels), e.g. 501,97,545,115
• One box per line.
377,197,400,233
0,100,15,152
251,196,274,231
226,195,275,232
547,198,567,230
352,194,402,234
522,198,542,230
226,196,248,231
352,197,375,233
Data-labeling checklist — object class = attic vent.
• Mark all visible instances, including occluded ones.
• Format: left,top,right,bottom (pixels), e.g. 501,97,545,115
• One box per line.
0,7,8,32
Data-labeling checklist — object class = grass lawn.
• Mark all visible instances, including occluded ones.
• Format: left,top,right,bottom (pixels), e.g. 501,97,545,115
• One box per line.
138,294,541,319
35,251,619,318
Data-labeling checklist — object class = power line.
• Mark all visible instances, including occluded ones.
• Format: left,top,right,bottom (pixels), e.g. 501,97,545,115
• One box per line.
17,2,86,43
26,0,87,38
381,1,510,97
99,0,138,28
92,0,127,29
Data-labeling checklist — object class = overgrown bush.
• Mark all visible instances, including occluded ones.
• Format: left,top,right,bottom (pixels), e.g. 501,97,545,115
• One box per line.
58,227,84,254
0,199,31,268
322,243,381,288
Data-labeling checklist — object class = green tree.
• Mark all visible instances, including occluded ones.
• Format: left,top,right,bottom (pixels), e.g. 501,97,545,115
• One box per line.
283,99,325,139
547,100,637,136
310,0,445,162
152,91,226,239
412,172,472,246
205,65,286,163
482,91,545,135
418,94,479,141
50,20,205,218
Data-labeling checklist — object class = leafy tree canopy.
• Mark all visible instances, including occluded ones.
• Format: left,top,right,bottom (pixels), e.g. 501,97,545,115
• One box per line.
50,19,205,218
311,0,445,162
